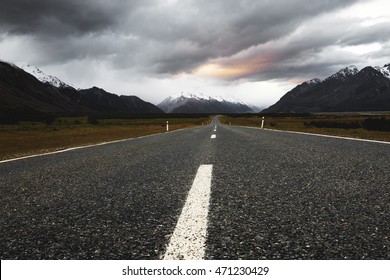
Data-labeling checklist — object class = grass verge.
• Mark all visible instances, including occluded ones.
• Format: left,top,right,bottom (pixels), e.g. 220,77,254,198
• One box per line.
0,116,211,161
219,114,390,142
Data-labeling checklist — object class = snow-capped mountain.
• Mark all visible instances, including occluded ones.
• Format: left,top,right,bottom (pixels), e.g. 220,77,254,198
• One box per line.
158,93,196,113
375,64,390,79
306,78,322,85
0,60,163,121
325,65,359,81
263,63,390,113
158,92,255,113
17,63,73,88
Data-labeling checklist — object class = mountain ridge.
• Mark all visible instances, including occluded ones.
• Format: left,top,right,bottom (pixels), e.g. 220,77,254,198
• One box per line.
263,64,390,113
17,63,74,89
158,92,256,113
0,61,163,122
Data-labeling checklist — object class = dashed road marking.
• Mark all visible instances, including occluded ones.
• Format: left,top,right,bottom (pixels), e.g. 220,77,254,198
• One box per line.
211,134,216,139
163,164,213,260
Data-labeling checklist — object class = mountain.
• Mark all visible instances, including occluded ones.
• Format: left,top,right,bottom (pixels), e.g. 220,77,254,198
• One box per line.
263,64,390,113
0,60,163,122
158,92,255,113
325,65,359,81
18,63,74,89
0,61,86,117
78,87,163,114
248,104,264,113
375,64,390,79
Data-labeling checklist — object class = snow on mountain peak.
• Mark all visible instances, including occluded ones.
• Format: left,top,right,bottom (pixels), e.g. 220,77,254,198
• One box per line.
344,65,359,74
339,65,358,75
374,63,390,79
157,92,253,113
168,92,244,104
306,78,321,85
327,65,359,81
17,63,73,88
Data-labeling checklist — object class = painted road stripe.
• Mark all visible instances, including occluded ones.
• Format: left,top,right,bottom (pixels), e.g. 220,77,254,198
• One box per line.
236,125,390,145
163,164,213,260
264,128,390,145
211,134,216,139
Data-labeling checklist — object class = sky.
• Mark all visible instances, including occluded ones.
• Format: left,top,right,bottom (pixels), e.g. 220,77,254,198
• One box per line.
1,0,390,107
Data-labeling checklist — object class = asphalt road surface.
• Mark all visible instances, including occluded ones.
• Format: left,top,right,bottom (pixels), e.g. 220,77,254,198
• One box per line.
1,117,389,259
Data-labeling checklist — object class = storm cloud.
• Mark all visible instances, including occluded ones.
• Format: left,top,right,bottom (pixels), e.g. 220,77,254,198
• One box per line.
0,0,141,36
0,0,372,72
1,0,389,105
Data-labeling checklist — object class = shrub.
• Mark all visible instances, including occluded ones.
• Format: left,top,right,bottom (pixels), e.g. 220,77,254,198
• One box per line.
362,117,390,131
304,121,361,129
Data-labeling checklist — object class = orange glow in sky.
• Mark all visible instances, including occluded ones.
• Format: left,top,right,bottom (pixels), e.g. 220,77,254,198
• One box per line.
194,63,252,79
194,53,272,80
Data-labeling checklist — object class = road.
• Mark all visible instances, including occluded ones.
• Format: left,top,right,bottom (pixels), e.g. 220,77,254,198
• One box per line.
1,117,389,259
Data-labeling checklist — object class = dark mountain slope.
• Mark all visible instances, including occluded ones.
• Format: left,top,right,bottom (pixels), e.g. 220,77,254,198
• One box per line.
263,65,390,113
0,61,86,114
0,61,163,122
77,87,164,114
120,95,164,114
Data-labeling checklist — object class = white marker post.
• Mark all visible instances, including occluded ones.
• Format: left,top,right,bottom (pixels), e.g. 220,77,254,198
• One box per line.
166,121,169,132
261,116,265,129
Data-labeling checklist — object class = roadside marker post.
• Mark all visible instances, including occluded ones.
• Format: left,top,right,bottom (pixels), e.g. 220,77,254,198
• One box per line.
166,121,169,132
261,116,265,129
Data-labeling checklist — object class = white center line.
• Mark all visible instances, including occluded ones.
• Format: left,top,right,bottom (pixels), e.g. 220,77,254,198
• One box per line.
163,164,213,260
211,134,216,139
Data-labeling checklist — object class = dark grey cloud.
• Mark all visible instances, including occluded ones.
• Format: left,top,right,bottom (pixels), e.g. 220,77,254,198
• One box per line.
1,0,388,85
340,22,390,46
125,0,364,74
203,9,390,83
0,0,147,36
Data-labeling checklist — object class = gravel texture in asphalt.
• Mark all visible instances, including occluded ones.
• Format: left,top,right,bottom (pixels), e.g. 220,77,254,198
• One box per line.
1,125,215,259
206,123,389,259
1,117,389,259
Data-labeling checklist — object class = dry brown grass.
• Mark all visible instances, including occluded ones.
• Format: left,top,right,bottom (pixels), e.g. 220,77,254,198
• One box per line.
0,117,210,160
220,114,390,142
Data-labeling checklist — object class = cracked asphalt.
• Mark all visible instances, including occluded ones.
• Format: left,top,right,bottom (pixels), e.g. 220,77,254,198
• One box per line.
1,117,389,259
